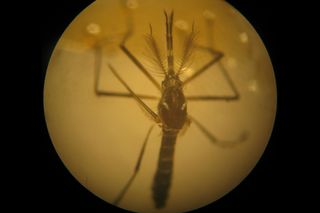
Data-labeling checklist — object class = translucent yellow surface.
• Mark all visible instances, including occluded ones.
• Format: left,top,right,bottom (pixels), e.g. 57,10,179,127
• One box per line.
43,0,277,212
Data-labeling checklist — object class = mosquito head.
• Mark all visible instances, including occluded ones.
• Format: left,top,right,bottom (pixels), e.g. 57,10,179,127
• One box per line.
162,75,182,91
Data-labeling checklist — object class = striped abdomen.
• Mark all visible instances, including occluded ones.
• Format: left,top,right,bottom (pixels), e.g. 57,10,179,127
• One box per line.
152,131,177,208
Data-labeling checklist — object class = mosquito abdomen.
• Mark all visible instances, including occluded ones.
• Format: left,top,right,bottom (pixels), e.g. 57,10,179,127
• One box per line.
152,131,177,208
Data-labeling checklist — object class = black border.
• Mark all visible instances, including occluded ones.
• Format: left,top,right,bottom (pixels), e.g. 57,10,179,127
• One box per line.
29,0,297,211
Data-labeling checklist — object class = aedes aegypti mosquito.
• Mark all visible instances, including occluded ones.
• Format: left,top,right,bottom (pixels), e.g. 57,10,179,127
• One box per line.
94,10,247,209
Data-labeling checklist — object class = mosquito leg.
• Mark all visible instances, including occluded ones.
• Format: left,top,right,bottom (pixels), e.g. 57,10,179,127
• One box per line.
93,7,159,99
182,49,223,86
184,47,240,101
93,45,102,94
184,50,240,101
108,64,161,124
93,44,158,100
184,13,239,101
186,95,237,101
185,63,239,102
189,115,248,147
120,10,161,91
114,125,155,206
120,43,161,91
200,46,239,93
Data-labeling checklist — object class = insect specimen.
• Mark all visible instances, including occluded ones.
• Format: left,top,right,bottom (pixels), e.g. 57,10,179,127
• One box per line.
94,10,247,209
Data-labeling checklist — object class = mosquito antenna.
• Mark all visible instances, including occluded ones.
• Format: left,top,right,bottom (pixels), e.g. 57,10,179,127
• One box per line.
164,10,174,76
144,24,167,74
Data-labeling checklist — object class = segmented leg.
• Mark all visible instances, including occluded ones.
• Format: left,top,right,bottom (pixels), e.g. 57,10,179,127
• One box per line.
185,15,246,145
93,45,158,100
183,12,239,101
184,46,239,101
119,10,161,91
108,64,161,124
182,48,223,86
189,115,248,147
94,8,160,99
113,125,155,205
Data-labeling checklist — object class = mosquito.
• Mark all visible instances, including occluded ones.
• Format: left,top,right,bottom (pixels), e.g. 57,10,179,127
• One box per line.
94,10,247,209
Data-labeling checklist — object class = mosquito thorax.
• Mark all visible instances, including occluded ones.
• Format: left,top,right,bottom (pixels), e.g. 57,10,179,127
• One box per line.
158,75,187,130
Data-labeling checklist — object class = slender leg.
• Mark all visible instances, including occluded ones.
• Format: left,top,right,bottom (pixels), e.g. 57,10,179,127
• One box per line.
93,45,159,100
183,14,239,101
113,125,155,206
119,10,161,91
120,41,161,92
182,48,223,86
93,8,160,99
189,115,248,148
184,46,239,101
108,64,161,124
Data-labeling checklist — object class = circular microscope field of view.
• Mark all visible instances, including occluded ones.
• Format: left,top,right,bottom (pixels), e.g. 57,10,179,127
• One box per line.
43,0,277,212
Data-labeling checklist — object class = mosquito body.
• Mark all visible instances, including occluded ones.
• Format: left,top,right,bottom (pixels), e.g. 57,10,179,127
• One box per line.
113,11,188,208
95,10,246,209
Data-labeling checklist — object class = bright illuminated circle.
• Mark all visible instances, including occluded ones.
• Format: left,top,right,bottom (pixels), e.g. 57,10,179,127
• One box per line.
43,0,277,212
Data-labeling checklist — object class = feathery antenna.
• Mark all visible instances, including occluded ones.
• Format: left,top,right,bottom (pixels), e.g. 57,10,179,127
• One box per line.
144,24,167,74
